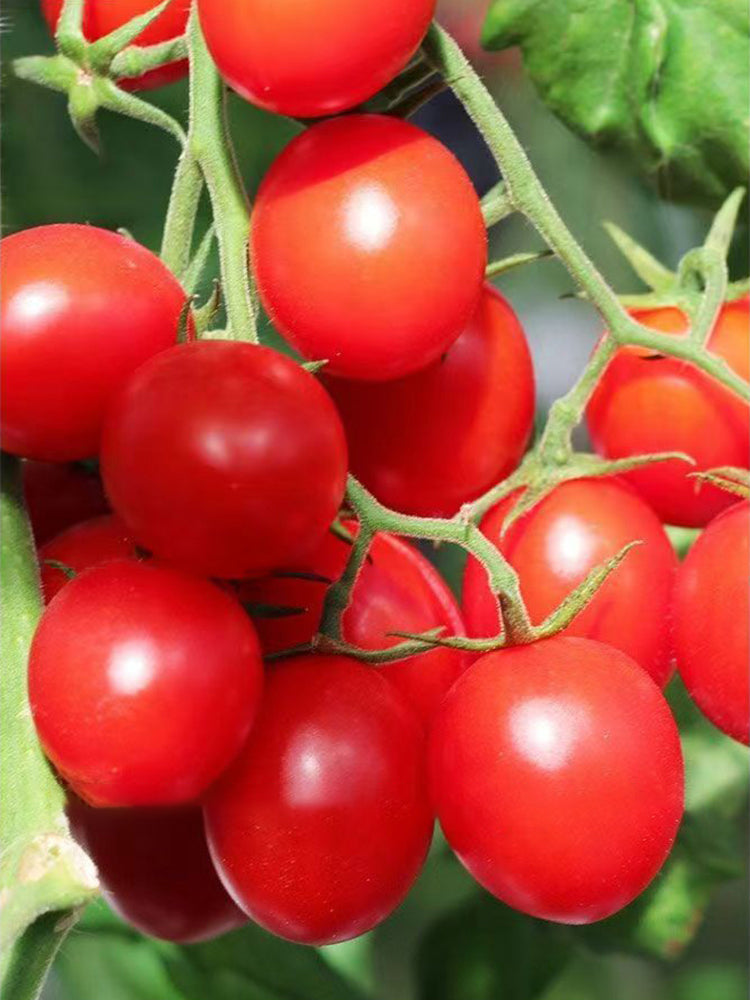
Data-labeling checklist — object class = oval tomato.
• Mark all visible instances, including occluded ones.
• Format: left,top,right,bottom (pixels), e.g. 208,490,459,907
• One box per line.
251,115,487,381
23,461,109,544
324,285,535,516
429,637,684,923
462,478,678,686
587,298,750,527
1,225,188,461
101,341,348,579
204,655,433,945
39,514,136,602
197,0,435,118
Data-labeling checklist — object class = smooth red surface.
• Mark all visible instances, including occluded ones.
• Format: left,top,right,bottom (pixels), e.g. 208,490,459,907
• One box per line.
197,0,435,117
673,501,749,744
30,560,263,807
101,341,348,578
204,655,434,945
39,514,136,602
463,478,678,685
239,526,469,725
324,285,535,516
429,638,684,923
68,799,246,942
252,116,486,381
42,0,189,89
587,299,750,526
1,226,187,461
23,461,109,544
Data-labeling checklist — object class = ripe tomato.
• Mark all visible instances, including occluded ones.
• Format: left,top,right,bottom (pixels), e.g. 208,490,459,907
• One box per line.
197,0,435,118
1,226,188,461
68,798,246,942
101,341,348,579
29,560,263,807
239,525,469,725
462,478,678,686
39,514,136,602
324,285,535,516
587,298,750,527
23,461,109,544
204,655,433,945
251,115,487,381
673,501,749,745
41,0,189,90
430,637,684,923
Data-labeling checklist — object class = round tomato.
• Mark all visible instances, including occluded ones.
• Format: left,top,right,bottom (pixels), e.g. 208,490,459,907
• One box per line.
324,285,535,516
101,341,347,579
39,514,136,602
204,655,433,945
68,798,246,942
462,478,677,686
1,225,188,461
673,501,749,744
41,0,189,90
197,0,435,118
30,560,263,807
251,115,487,381
587,298,750,527
23,461,109,544
429,637,684,923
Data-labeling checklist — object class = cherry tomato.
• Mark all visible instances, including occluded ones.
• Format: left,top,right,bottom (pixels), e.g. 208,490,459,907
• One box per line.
587,298,750,527
23,461,109,544
204,655,433,945
39,514,136,602
673,501,749,744
430,637,684,923
29,560,263,807
251,115,487,381
68,798,246,942
462,478,677,686
197,0,435,118
41,0,189,90
324,285,535,516
239,524,469,725
1,225,188,461
101,341,348,579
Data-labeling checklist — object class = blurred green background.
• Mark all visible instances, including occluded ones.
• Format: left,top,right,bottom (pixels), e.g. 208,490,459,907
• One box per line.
2,2,748,999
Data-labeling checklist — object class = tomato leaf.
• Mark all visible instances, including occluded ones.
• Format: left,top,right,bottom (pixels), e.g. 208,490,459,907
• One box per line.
481,0,750,206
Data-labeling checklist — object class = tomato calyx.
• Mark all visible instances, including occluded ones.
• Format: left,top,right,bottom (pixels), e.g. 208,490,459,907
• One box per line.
689,465,750,500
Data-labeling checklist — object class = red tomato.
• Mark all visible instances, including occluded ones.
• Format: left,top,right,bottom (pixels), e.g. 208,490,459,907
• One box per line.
68,798,246,942
39,514,136,602
1,226,188,461
29,560,263,807
23,461,109,544
429,637,684,923
462,478,678,686
41,0,189,90
204,655,433,945
673,501,749,744
587,299,750,527
251,116,487,381
101,341,348,579
324,285,535,516
197,0,435,118
239,525,469,725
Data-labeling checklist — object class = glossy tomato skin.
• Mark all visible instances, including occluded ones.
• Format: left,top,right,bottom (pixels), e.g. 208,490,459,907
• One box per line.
252,116,487,381
324,285,535,516
29,560,263,807
68,798,246,942
204,655,434,945
197,0,435,118
430,637,684,923
673,501,749,744
39,514,136,602
239,525,469,725
101,341,348,579
41,0,189,89
587,299,750,527
23,461,109,544
1,226,188,461
463,478,678,686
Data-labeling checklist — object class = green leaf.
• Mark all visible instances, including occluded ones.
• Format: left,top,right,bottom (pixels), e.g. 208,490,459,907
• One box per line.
481,0,750,207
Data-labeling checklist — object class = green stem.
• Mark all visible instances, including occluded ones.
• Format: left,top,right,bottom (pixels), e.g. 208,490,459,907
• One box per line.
160,133,203,278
